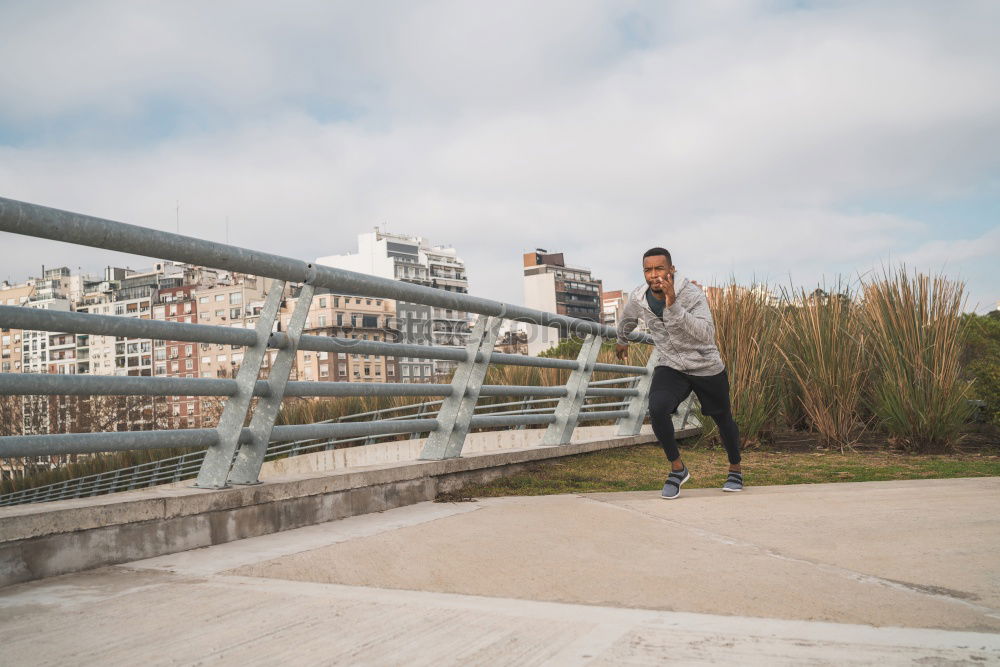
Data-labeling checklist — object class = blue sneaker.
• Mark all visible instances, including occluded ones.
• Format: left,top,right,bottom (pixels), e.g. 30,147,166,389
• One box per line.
723,471,744,492
661,466,690,499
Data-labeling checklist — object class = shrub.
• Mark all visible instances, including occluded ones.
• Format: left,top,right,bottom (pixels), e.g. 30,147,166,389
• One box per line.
859,269,971,452
705,280,783,445
778,285,866,451
961,313,1000,425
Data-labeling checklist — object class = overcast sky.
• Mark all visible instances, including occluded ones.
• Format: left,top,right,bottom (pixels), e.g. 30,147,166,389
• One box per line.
1,0,997,311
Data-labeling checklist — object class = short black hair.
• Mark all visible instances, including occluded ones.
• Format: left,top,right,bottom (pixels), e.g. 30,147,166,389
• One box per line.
643,247,672,265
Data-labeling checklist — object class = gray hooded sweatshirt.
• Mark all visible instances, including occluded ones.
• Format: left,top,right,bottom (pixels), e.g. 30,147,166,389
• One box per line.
615,275,725,376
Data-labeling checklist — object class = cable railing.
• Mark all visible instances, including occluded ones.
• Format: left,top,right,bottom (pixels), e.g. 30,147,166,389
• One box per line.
0,196,688,506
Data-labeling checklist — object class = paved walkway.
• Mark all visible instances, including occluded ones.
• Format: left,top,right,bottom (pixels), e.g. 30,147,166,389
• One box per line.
1,477,999,665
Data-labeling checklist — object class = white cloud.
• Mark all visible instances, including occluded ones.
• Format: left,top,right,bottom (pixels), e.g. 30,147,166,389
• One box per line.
1,1,998,312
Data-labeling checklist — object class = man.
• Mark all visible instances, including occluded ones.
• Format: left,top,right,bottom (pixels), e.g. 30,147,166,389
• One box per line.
615,247,743,498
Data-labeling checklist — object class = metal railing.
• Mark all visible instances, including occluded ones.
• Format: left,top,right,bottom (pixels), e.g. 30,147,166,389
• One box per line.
0,196,689,504
0,377,699,506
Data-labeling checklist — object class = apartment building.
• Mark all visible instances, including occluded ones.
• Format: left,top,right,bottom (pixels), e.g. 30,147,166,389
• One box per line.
602,290,626,328
153,285,202,428
193,274,269,382
280,288,399,383
523,249,603,356
316,228,470,382
0,281,35,374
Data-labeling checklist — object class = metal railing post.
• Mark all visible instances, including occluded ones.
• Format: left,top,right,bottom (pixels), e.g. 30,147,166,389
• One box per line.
541,334,603,446
616,353,658,436
676,395,698,430
228,283,314,485
194,281,285,488
419,316,502,460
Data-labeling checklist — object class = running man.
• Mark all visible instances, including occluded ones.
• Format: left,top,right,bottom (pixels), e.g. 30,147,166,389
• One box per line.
615,247,743,498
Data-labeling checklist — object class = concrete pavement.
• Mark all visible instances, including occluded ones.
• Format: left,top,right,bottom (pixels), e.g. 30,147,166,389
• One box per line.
1,477,998,664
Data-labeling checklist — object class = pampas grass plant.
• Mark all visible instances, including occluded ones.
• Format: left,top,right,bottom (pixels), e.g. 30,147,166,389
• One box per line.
778,285,866,451
859,269,971,452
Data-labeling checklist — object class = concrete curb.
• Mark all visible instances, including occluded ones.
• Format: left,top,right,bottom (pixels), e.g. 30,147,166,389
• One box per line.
0,427,684,587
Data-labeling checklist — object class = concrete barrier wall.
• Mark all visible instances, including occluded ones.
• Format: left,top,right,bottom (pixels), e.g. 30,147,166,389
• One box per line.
0,425,689,588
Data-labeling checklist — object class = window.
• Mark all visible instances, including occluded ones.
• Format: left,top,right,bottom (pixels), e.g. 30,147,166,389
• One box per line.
215,310,224,318
215,294,225,302
230,308,240,319
185,359,193,370
199,296,208,304
201,356,210,364
318,351,328,360
319,364,328,377
319,297,326,308
184,345,193,356
229,292,242,304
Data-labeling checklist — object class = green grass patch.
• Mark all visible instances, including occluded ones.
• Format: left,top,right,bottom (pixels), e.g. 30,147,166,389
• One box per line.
438,443,1000,500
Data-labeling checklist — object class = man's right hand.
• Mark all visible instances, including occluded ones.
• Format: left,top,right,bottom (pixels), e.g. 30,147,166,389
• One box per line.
615,343,628,361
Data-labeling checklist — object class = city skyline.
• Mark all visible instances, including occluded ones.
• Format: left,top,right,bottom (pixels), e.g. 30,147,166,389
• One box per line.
1,2,997,312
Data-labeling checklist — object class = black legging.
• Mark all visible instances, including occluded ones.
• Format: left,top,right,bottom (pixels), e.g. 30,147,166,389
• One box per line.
649,385,742,465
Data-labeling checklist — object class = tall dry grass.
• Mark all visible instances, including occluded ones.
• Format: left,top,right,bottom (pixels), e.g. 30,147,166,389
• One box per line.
859,269,971,452
778,286,866,451
705,280,784,445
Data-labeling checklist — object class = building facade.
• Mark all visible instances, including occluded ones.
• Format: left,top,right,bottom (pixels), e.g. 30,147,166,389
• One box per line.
317,228,470,382
522,249,603,356
602,289,626,328
280,288,399,383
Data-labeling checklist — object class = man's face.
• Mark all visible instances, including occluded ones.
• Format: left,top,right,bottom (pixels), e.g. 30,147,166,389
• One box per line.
643,255,675,293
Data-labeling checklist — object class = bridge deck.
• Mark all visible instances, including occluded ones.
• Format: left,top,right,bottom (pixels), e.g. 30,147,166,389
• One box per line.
1,477,998,664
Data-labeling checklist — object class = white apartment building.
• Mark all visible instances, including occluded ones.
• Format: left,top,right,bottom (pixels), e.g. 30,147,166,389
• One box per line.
317,229,470,382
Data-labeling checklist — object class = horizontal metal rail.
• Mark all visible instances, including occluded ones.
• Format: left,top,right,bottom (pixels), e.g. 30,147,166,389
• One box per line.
468,414,556,428
588,377,641,387
0,429,221,457
0,374,639,401
0,197,652,345
282,382,452,398
0,304,258,347
592,362,648,375
269,419,439,441
577,410,630,421
0,307,649,376
478,385,566,397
